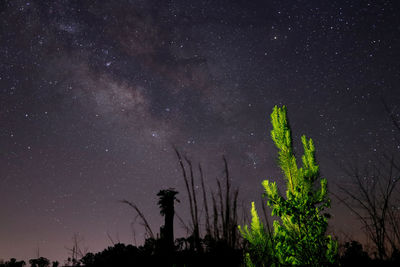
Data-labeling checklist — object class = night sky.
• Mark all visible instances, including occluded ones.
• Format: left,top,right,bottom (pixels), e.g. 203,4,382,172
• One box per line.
1,0,399,262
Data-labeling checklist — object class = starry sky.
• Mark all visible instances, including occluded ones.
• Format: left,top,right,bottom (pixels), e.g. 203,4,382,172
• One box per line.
0,0,399,262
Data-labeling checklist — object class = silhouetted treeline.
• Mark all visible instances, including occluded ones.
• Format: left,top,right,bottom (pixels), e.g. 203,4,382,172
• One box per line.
0,257,58,267
339,241,400,267
3,240,400,267
78,240,242,267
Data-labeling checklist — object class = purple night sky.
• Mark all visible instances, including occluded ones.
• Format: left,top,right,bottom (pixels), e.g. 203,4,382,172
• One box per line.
0,0,399,262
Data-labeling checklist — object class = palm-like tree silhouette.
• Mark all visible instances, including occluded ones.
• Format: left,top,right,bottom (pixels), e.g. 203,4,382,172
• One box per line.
157,188,179,252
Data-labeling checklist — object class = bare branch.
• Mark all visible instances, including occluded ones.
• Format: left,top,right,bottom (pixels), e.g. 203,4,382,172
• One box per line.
120,199,154,239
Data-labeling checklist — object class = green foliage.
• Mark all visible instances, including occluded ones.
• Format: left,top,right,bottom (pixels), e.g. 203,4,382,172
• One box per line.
238,202,274,267
240,105,337,266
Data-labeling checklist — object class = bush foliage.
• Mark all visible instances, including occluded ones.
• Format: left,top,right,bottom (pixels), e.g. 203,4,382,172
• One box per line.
240,105,337,266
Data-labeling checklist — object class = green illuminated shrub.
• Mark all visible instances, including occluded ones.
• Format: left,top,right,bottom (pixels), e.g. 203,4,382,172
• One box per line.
239,202,274,267
240,106,337,266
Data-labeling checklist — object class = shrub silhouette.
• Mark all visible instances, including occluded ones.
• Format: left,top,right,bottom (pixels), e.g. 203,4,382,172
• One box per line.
0,258,26,267
340,241,371,266
28,257,50,267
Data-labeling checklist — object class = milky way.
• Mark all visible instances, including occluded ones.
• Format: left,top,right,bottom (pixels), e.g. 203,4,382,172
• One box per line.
0,0,399,262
